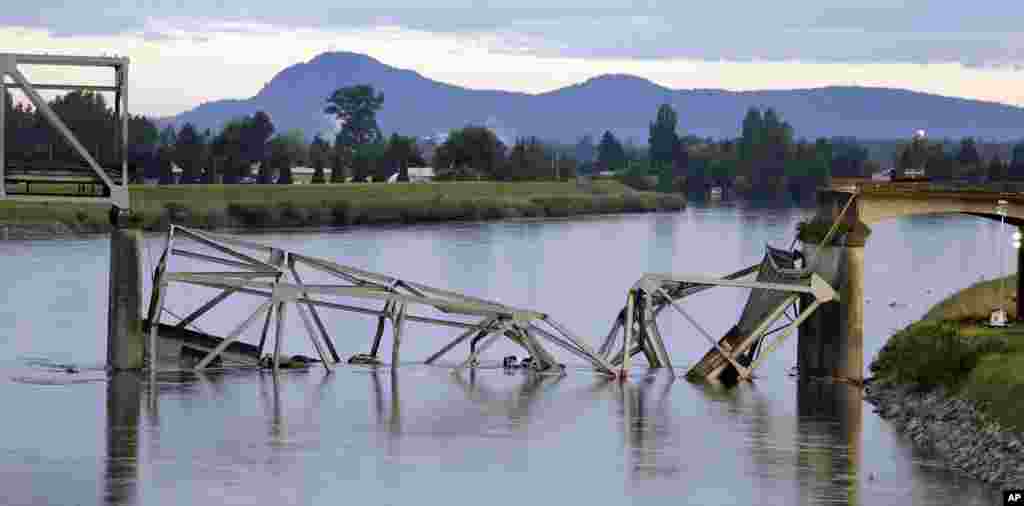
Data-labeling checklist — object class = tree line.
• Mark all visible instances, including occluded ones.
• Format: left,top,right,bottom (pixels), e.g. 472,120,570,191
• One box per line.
7,86,1024,192
2,86,425,184
892,135,1024,182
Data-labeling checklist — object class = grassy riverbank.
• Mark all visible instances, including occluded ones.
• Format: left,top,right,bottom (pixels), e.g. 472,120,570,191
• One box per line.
0,180,686,233
870,274,1024,431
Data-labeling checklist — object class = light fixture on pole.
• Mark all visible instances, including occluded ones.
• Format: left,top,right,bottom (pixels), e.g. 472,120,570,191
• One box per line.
991,200,1010,327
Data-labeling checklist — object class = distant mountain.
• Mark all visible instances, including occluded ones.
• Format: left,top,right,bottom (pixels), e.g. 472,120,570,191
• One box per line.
165,51,1024,144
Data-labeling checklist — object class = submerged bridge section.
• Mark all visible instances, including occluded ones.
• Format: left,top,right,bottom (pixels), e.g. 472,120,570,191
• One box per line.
134,225,840,383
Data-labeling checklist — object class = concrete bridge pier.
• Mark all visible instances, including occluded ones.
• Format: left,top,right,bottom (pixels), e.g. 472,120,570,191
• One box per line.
797,243,864,382
797,190,867,383
107,226,145,370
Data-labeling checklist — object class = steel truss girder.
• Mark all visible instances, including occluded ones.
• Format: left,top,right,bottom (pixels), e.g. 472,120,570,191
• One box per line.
0,53,129,208
146,226,616,376
599,269,837,382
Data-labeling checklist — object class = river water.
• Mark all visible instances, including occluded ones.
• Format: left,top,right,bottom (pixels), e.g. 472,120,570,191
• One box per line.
0,202,1011,505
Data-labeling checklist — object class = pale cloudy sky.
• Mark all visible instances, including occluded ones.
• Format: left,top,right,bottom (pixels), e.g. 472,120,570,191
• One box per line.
2,1,1023,117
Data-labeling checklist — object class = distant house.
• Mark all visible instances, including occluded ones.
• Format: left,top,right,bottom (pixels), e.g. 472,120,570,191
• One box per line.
872,168,894,181
408,166,434,182
145,163,184,185
291,166,333,183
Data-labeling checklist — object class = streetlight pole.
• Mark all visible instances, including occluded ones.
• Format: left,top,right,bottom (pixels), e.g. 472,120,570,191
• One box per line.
994,199,1010,326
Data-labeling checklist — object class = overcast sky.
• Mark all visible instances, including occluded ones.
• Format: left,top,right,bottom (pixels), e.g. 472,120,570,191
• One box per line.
2,1,1023,116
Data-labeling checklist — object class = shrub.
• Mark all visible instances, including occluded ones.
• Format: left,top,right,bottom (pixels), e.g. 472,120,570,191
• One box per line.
226,203,273,227
870,321,1009,388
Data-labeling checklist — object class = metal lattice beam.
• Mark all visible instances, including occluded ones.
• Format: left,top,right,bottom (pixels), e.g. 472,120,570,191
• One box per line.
0,53,130,208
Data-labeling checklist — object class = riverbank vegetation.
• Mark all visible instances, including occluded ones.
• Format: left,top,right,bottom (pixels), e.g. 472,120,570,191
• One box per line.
870,274,1024,431
0,180,684,233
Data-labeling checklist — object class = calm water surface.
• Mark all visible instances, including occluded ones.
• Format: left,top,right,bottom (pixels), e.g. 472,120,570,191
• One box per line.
0,202,1010,505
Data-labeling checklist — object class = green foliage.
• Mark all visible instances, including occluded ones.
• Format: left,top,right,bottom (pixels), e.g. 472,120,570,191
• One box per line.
597,130,626,171
648,104,679,169
924,274,1019,322
433,126,506,179
325,84,384,149
309,135,330,184
267,129,308,184
794,219,867,245
174,123,204,183
870,321,1008,388
211,111,276,183
505,137,549,180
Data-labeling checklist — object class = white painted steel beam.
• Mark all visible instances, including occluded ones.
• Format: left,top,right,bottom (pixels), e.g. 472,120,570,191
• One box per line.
0,53,129,208
1,53,128,67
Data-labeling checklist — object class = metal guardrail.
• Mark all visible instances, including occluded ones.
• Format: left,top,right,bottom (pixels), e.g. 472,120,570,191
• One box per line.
828,181,1024,195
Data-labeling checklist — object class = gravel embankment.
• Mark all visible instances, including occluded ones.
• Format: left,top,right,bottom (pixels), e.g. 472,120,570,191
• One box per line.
865,379,1024,489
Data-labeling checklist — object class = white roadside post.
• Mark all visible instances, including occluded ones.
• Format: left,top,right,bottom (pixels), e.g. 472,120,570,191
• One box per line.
991,200,1010,327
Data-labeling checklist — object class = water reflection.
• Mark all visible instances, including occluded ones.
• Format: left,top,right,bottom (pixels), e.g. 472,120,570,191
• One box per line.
105,372,141,506
618,373,680,481
795,380,862,506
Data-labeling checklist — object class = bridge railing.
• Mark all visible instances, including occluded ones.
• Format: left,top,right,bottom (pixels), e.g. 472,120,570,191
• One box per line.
828,180,1024,195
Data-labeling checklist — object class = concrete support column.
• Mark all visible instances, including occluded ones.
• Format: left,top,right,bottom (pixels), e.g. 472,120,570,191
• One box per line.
836,246,864,382
798,243,865,382
107,229,145,370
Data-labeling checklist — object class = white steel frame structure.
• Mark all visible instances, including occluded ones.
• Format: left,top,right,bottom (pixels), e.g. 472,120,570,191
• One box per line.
596,266,839,382
146,225,839,383
147,225,617,375
0,53,130,209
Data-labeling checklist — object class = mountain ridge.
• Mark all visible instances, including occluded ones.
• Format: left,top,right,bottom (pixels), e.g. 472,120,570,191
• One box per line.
165,51,1024,143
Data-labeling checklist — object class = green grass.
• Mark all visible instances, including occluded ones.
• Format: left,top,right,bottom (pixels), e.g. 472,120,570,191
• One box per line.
0,180,684,232
872,277,1024,431
924,274,1018,322
0,200,110,229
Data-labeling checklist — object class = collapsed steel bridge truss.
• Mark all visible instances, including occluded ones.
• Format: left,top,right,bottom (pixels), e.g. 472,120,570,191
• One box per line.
146,225,616,375
147,226,838,381
597,264,839,381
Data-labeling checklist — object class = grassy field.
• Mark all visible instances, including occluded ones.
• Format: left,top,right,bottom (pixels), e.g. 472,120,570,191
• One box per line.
871,274,1024,431
1,180,686,232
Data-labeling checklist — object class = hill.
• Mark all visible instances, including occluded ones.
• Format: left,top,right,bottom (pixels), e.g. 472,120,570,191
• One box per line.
165,51,1024,144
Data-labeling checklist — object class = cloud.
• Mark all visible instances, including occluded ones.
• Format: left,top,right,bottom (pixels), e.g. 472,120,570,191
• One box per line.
2,2,1024,67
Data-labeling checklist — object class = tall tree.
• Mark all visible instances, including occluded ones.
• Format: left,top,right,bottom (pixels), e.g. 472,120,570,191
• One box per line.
174,123,204,183
158,125,177,149
574,135,596,173
385,133,421,182
245,111,275,183
432,126,506,179
325,84,385,158
989,154,1007,181
831,138,868,177
267,129,307,184
596,130,626,171
211,119,245,183
738,107,763,166
309,134,331,184
956,137,982,178
1010,142,1024,180
648,104,680,169
505,136,549,180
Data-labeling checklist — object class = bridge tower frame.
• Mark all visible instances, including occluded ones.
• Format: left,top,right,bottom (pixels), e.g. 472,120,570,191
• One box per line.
0,53,130,210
